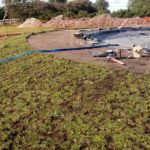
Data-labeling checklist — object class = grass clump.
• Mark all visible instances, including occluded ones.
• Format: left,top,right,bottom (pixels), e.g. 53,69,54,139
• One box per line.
0,31,150,149
0,26,50,36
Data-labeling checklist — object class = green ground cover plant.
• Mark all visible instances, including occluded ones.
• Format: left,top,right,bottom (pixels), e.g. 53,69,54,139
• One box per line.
0,29,150,149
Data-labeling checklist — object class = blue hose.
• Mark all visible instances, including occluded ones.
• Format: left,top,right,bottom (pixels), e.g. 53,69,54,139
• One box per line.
0,45,109,64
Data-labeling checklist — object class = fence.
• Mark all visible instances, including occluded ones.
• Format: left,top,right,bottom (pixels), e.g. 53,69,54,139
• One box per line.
0,19,21,26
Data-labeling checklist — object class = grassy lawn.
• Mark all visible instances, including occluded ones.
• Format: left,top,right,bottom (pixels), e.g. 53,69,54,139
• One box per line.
0,26,51,36
0,28,150,149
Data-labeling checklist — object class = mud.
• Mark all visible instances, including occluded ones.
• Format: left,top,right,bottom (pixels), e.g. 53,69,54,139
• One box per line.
28,30,150,73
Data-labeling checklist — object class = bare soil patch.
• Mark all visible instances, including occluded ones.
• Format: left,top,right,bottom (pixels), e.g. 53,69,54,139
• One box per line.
28,30,150,73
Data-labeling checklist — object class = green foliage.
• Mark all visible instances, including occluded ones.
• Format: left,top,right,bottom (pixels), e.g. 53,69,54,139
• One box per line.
95,0,109,15
49,0,67,3
5,0,97,20
0,7,4,19
77,10,89,18
7,1,63,21
63,10,76,18
128,0,150,17
112,9,134,18
0,30,150,149
112,0,150,18
64,0,97,18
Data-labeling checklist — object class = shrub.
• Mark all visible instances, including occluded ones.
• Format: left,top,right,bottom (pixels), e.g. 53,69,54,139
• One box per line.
95,0,109,15
63,10,76,18
0,7,4,19
112,9,134,18
64,0,97,18
129,0,150,17
6,0,97,20
77,10,89,18
7,1,63,21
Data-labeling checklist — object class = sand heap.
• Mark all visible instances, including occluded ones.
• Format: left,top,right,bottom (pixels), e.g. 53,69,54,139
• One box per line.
18,18,43,28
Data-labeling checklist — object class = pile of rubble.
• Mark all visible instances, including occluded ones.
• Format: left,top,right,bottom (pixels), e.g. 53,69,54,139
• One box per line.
120,17,149,28
43,15,90,28
18,14,150,28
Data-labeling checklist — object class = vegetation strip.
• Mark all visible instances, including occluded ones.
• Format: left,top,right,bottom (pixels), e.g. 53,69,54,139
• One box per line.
0,27,150,149
0,32,22,37
0,45,117,64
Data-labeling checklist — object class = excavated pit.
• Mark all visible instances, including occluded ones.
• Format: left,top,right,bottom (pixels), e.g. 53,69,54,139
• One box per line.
81,27,150,49
28,29,150,73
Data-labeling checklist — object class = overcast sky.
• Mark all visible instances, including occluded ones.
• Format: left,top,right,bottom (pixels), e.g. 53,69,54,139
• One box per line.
0,0,128,11
106,0,128,12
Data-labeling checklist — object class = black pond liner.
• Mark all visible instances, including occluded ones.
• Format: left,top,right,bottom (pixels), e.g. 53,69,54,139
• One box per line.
81,27,150,49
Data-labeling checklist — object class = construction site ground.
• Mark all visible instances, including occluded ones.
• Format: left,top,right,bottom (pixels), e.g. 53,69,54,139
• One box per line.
28,30,150,73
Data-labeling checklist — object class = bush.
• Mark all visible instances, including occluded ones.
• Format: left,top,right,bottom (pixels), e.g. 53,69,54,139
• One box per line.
111,9,134,18
95,0,109,15
33,1,62,20
7,1,63,21
64,0,97,18
63,11,76,18
77,10,89,18
0,7,4,19
6,0,97,20
128,0,150,17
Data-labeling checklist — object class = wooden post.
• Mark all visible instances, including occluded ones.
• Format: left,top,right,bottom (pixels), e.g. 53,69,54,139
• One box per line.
110,57,125,65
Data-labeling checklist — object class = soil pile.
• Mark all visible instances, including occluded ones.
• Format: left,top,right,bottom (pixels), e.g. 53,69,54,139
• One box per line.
44,15,89,28
120,17,149,27
143,17,150,23
18,18,43,28
88,14,123,28
18,15,150,29
44,14,150,29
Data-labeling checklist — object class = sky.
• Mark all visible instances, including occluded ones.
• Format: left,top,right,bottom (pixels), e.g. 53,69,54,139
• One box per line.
105,0,128,12
0,0,128,12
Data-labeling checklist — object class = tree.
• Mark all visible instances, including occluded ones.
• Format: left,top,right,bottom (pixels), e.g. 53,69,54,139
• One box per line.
95,0,109,14
112,9,134,18
2,0,26,4
64,0,96,18
49,0,67,3
2,0,28,24
0,7,4,19
128,0,150,17
5,1,61,20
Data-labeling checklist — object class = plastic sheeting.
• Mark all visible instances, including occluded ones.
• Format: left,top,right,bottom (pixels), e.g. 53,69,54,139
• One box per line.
82,27,150,49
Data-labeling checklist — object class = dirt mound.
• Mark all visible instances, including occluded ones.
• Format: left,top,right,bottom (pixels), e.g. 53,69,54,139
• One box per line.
18,18,43,28
51,15,64,21
45,14,117,29
89,14,123,28
120,17,147,27
44,14,150,29
143,17,150,23
44,15,87,28
19,15,150,29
